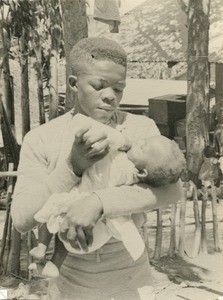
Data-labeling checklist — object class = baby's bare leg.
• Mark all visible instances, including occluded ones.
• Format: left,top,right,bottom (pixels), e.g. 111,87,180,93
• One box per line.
42,234,68,278
51,234,68,268
39,223,54,246
30,223,53,259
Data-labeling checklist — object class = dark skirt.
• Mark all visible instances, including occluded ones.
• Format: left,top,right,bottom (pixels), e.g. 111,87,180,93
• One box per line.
47,238,156,300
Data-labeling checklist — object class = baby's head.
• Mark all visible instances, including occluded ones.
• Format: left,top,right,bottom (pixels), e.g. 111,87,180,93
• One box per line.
127,135,186,187
69,37,127,77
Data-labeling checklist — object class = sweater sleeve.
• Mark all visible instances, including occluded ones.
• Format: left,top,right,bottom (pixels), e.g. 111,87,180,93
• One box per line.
95,181,183,217
11,130,81,233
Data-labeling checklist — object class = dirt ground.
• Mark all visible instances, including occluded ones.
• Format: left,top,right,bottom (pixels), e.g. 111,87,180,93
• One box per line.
151,200,223,300
0,199,223,300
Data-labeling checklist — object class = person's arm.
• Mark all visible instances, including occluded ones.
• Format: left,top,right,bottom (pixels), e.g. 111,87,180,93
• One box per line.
11,131,82,233
11,122,110,234
59,114,183,247
59,180,183,251
95,180,183,217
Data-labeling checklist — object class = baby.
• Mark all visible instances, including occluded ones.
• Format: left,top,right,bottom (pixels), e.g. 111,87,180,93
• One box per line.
29,114,186,278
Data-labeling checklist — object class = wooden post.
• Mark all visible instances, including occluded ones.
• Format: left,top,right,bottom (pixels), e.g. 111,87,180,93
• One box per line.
178,187,187,256
211,181,220,252
215,63,223,104
27,231,33,280
200,186,208,254
49,37,59,120
0,164,14,274
35,47,46,125
20,29,30,138
168,204,177,258
142,214,150,255
0,27,14,126
3,216,12,275
7,228,21,276
185,181,201,258
192,184,201,255
153,209,163,261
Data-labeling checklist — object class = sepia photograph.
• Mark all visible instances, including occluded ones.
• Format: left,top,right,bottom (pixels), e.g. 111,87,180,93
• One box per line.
0,0,223,299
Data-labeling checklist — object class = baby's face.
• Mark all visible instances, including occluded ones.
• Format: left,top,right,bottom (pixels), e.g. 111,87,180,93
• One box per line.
127,136,171,171
127,138,154,170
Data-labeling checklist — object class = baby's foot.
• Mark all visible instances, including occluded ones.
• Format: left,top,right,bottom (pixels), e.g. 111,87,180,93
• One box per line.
42,261,60,278
28,262,45,278
29,243,47,259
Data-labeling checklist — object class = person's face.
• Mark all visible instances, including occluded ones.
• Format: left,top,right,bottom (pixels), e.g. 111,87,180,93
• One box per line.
128,136,171,170
71,60,126,124
127,139,153,170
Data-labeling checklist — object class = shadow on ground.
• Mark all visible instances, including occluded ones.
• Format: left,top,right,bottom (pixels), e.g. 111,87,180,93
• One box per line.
150,255,211,284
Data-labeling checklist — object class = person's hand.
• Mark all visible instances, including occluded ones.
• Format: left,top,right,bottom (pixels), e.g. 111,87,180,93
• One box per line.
59,193,103,252
69,126,110,176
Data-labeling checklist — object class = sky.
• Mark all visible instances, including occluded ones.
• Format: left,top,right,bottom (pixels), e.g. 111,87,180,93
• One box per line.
87,0,146,16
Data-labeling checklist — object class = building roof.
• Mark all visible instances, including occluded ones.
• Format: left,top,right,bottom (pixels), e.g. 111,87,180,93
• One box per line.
91,0,223,63
121,78,187,105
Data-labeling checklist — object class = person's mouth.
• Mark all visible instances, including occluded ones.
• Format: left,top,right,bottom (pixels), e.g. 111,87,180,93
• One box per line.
98,106,115,111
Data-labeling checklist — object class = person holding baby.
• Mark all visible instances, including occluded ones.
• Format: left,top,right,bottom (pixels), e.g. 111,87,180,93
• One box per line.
11,37,184,300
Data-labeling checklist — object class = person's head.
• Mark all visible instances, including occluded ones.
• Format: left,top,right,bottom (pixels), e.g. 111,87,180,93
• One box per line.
127,135,186,187
68,37,127,124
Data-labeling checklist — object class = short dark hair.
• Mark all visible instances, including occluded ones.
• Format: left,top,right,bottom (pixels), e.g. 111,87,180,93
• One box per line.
69,37,127,75
143,138,186,187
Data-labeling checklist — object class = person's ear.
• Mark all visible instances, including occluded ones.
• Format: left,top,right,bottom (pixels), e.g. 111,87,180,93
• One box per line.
136,168,148,179
68,75,78,92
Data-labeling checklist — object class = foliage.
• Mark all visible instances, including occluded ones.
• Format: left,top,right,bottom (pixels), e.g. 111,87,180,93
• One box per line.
31,0,64,87
1,0,63,85
0,0,65,124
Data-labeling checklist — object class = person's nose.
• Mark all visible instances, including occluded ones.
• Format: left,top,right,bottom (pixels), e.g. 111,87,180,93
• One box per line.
101,87,116,105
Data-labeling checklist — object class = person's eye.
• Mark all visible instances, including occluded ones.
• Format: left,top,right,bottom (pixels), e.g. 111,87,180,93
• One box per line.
114,88,123,93
91,84,103,91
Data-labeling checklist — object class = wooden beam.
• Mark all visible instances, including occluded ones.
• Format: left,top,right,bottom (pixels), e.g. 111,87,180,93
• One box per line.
0,171,18,177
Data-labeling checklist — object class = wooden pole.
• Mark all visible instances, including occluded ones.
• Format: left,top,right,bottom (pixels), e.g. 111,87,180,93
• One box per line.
0,171,18,177
211,181,220,252
153,209,163,261
0,26,14,126
49,37,59,120
20,29,30,138
7,228,21,276
200,186,208,254
178,187,187,256
142,214,150,255
215,63,223,104
168,204,177,258
3,216,12,275
0,164,14,274
35,46,46,125
185,181,201,258
192,184,201,255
